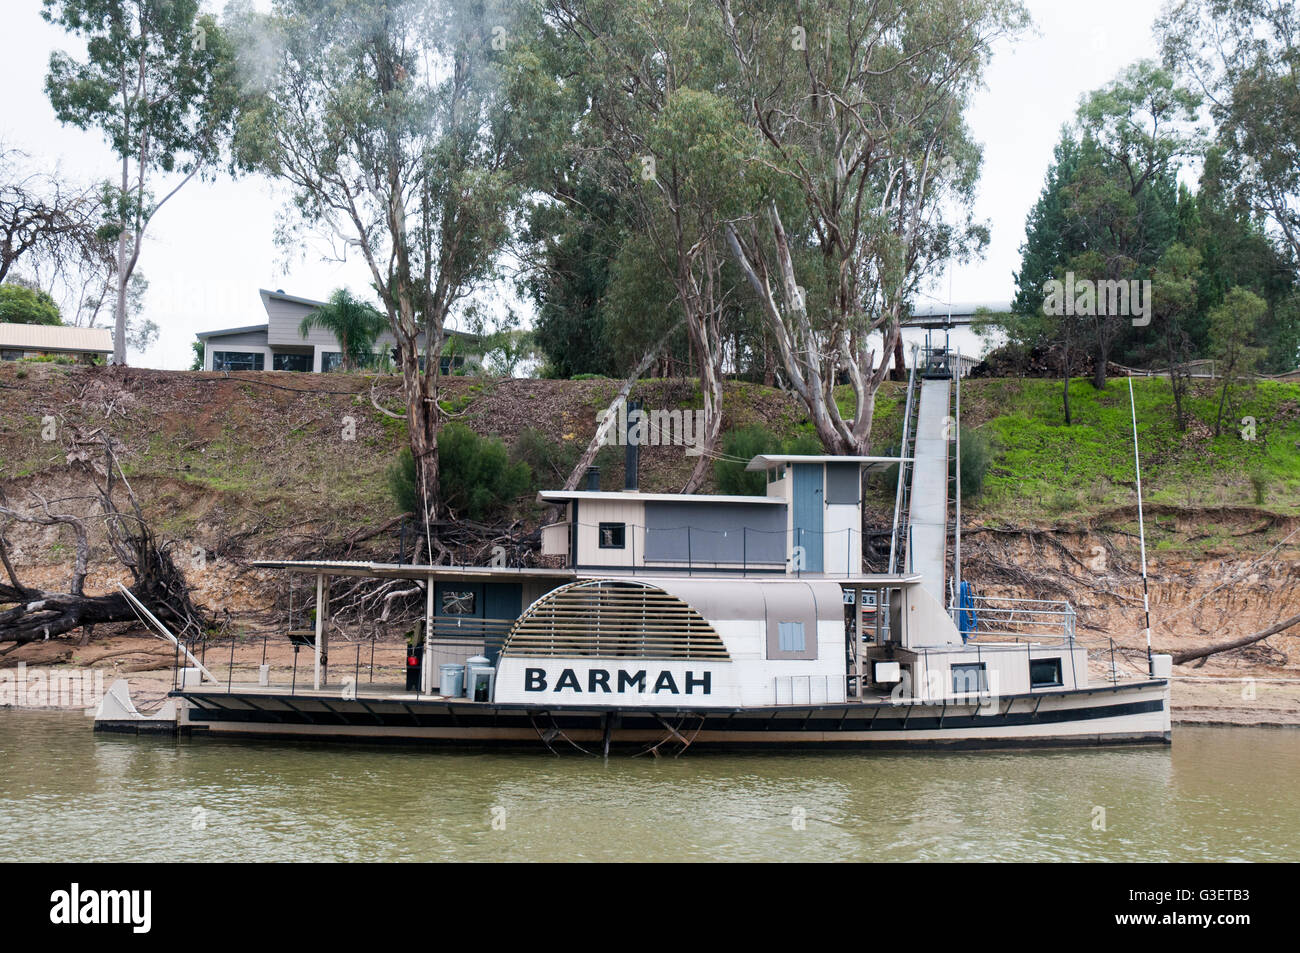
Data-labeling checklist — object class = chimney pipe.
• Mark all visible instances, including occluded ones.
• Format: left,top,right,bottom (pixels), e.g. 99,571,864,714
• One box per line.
625,399,641,491
585,466,600,491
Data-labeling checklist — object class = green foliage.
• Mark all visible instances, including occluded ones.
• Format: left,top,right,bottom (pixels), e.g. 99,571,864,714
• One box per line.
190,340,204,371
388,423,531,521
713,425,821,496
0,283,61,325
510,426,579,491
957,426,995,498
1159,0,1300,268
299,288,387,371
974,377,1300,517
1208,286,1268,436
43,0,236,363
387,448,420,516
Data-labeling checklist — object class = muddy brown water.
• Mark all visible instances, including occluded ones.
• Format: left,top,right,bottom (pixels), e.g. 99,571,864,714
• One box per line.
0,711,1296,861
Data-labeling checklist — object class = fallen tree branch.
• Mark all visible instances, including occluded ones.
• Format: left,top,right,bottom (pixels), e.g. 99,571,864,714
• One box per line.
559,323,682,495
1170,612,1300,665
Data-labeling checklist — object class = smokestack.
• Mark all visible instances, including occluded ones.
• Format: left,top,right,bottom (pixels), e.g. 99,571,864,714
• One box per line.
625,400,641,491
585,466,600,491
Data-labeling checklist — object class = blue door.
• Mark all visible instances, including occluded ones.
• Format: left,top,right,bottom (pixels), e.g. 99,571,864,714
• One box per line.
791,463,824,572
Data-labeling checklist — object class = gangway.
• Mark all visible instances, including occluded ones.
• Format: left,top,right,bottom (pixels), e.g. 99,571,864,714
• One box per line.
889,344,961,605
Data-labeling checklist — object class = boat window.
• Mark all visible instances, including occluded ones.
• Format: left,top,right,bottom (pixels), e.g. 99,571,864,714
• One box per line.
777,621,806,652
598,522,626,549
440,590,476,615
1030,657,1063,688
951,662,987,694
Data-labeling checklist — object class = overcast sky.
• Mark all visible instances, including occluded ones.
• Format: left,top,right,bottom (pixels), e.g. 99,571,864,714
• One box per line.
2,0,1171,369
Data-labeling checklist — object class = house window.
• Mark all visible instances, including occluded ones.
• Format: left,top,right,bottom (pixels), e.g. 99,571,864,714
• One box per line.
951,662,987,694
777,621,806,652
272,352,312,372
212,351,264,371
1,350,24,361
1029,657,1063,688
598,522,626,549
440,590,476,615
439,354,465,375
320,351,343,372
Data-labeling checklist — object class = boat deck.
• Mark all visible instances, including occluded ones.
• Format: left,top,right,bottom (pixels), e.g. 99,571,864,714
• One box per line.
173,679,902,707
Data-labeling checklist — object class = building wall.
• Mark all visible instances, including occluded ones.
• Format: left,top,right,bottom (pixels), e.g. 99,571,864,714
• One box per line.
896,644,1090,702
265,296,328,349
573,498,646,568
643,501,787,567
204,329,272,371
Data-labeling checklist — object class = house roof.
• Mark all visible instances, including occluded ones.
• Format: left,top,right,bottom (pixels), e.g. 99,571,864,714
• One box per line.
259,288,326,309
195,323,268,340
0,322,112,354
196,287,482,344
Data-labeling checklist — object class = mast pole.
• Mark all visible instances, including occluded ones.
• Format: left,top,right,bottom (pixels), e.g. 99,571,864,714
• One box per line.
1128,376,1153,674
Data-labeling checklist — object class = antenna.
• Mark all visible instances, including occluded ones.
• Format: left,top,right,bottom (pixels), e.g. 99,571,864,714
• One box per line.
1128,376,1153,675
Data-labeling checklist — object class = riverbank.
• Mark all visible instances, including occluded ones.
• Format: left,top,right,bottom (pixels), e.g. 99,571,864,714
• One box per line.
2,365,1298,722
4,631,1299,726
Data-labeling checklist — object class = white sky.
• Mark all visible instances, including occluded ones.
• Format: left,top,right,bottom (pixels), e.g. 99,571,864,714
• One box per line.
1,0,1170,369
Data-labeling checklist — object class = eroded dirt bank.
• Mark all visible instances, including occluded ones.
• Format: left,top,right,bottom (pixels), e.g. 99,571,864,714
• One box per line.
2,365,1298,724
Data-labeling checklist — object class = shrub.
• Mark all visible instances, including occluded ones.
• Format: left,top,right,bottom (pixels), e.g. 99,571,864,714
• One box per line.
1251,473,1269,506
714,425,823,496
510,426,579,491
387,423,532,521
957,426,995,499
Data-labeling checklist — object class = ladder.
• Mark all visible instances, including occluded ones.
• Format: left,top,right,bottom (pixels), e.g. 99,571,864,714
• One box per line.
945,351,963,612
888,346,922,575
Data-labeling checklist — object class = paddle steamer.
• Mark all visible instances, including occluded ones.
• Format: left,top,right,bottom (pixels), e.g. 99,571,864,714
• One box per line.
97,349,1171,751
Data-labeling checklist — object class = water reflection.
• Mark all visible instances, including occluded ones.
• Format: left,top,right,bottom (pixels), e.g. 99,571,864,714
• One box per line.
0,713,1296,862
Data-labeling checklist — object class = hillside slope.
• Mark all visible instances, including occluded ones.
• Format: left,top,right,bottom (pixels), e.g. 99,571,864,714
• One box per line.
2,362,1298,721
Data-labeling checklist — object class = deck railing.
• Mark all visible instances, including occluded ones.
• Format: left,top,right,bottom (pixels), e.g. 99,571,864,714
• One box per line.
953,595,1077,645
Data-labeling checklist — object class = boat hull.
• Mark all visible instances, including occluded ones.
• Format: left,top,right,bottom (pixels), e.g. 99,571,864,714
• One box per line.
155,680,1172,751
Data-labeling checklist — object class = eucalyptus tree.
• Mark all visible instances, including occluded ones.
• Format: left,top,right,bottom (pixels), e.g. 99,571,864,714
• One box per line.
232,0,526,524
1066,60,1200,389
1160,0,1300,263
532,0,762,488
716,0,1025,454
1150,240,1202,431
43,0,236,365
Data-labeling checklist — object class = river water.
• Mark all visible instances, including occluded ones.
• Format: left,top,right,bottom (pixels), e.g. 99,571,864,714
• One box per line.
0,712,1295,862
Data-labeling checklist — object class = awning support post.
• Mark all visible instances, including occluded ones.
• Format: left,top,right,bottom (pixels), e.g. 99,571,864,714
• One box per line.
314,573,328,691
421,578,436,695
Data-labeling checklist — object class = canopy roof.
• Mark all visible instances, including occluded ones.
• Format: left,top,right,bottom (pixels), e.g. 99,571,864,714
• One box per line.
745,454,907,472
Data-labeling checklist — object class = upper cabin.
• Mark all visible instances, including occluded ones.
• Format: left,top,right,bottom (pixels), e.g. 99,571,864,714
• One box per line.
539,454,900,577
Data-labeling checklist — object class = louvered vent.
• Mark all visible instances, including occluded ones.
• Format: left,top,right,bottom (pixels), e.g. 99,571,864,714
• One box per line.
502,580,730,660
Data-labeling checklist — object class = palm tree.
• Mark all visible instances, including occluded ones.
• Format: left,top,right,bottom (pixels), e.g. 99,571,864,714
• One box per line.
299,288,387,371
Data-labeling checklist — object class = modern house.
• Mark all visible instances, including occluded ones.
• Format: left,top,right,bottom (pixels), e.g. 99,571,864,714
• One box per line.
196,289,480,373
0,322,113,363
